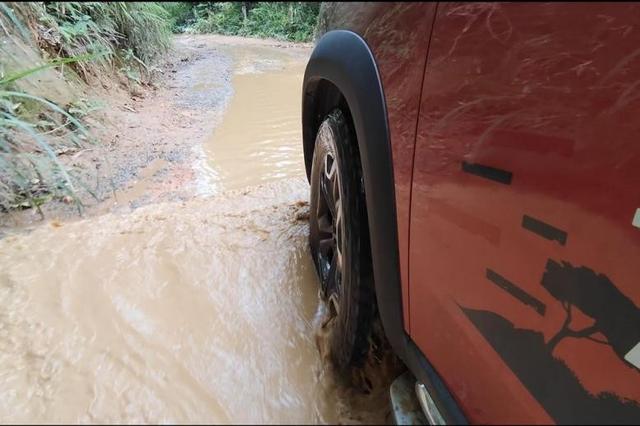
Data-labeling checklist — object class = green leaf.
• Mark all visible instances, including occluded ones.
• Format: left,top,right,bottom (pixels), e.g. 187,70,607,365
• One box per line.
0,52,107,86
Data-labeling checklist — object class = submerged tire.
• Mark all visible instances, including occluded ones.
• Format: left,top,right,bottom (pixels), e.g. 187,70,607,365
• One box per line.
309,109,375,371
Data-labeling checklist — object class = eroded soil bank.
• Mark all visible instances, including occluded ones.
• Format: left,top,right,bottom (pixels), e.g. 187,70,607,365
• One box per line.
0,35,394,423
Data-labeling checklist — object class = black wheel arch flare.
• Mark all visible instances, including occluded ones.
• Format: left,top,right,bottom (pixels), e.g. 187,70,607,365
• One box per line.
301,30,467,425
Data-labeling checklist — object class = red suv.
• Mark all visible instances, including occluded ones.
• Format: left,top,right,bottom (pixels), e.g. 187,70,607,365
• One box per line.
302,3,640,424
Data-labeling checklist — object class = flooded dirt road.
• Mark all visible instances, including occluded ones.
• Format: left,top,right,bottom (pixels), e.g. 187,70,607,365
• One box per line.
199,43,308,192
0,36,393,423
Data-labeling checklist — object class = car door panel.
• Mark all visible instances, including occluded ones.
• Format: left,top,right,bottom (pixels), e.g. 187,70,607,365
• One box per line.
409,2,640,423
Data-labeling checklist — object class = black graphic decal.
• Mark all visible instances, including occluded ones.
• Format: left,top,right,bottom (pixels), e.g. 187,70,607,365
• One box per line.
486,269,546,315
461,161,513,184
522,215,568,246
542,260,640,365
462,259,640,423
462,307,640,424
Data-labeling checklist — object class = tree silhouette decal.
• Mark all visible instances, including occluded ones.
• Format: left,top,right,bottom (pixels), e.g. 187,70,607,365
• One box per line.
461,258,640,423
542,259,640,367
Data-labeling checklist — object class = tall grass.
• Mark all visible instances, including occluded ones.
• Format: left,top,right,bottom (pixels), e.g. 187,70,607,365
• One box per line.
13,2,171,80
0,2,171,214
0,67,92,214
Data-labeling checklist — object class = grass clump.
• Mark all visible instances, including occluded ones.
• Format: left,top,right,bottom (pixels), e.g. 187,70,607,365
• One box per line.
0,2,172,214
16,2,172,80
0,77,92,214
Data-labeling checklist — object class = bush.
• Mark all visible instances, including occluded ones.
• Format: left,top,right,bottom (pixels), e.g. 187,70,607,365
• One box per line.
161,2,195,33
190,2,244,35
174,2,321,42
240,2,320,42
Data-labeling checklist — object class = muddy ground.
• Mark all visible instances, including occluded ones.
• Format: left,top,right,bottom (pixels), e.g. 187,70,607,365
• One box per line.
0,35,399,423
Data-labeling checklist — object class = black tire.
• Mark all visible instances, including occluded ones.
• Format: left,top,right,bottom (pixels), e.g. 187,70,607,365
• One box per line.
309,109,375,371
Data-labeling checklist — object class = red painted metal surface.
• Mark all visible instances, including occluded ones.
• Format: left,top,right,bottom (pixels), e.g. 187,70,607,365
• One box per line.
317,2,640,422
408,2,640,423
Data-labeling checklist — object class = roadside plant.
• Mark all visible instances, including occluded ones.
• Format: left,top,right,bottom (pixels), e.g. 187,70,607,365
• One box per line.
0,1,171,214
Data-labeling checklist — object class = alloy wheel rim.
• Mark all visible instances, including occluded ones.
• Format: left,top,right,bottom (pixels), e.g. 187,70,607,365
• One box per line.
315,150,343,316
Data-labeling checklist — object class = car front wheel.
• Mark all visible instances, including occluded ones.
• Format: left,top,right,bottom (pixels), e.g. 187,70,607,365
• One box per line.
309,108,375,372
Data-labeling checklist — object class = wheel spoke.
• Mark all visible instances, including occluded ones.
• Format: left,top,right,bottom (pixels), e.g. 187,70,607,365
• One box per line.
327,254,341,315
326,252,338,291
321,171,336,217
334,201,343,252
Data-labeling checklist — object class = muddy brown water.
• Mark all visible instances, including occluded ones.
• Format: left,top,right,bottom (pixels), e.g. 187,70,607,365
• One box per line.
196,43,309,194
0,39,393,423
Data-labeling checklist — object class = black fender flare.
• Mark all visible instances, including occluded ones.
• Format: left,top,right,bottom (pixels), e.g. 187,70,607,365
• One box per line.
302,29,404,359
301,30,467,425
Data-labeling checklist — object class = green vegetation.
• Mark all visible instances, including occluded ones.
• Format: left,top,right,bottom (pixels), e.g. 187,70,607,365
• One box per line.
162,2,321,42
0,2,171,213
19,2,171,80
161,2,195,33
0,85,90,214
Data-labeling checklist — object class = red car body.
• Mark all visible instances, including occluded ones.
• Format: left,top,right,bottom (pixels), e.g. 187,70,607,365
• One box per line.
303,2,640,423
